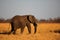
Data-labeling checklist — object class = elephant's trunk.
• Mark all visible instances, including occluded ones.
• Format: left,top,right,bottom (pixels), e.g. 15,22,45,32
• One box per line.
34,23,37,33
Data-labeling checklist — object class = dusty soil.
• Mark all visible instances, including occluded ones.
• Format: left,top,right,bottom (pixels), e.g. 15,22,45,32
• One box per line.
0,23,60,40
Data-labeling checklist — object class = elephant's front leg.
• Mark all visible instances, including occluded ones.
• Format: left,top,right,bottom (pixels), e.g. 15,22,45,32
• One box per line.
26,22,31,34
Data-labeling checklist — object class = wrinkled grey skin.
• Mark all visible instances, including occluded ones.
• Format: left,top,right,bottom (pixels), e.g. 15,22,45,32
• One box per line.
10,15,38,34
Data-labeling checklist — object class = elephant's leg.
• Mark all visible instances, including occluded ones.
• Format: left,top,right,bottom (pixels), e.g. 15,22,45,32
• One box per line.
26,22,31,34
21,26,25,34
33,22,37,33
12,24,17,34
7,22,14,34
13,28,17,34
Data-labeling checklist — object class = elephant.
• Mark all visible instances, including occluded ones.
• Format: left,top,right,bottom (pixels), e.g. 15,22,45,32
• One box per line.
10,15,38,34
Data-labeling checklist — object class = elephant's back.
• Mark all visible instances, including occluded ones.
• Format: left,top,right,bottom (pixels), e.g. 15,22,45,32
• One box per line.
12,15,27,23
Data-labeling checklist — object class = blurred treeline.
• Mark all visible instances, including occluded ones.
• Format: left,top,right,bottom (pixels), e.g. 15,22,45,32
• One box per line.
39,17,60,23
0,17,60,23
0,18,11,23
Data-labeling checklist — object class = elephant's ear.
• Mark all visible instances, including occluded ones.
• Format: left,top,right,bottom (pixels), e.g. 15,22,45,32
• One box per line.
28,16,33,23
29,15,39,23
27,16,32,23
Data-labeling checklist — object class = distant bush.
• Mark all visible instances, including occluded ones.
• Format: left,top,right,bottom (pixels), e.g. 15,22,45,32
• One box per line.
0,18,5,23
0,18,11,23
39,17,60,23
5,19,11,23
39,19,47,23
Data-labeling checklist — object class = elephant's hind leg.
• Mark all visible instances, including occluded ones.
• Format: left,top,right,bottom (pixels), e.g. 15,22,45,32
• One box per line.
13,28,17,34
21,26,25,34
12,24,18,34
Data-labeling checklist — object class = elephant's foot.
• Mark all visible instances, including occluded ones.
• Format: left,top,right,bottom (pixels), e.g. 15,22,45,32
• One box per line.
13,32,16,34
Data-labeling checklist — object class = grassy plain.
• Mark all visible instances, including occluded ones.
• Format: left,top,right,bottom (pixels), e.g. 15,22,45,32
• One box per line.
0,23,60,40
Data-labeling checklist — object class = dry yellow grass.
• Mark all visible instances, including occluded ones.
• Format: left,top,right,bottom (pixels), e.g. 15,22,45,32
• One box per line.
0,23,60,40
0,23,11,33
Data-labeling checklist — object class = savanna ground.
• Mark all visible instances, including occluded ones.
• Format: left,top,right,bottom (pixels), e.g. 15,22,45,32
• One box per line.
0,23,60,40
